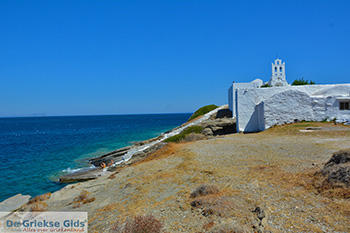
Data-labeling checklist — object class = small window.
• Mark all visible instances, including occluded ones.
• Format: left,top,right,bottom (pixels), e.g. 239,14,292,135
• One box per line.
274,67,277,72
340,101,350,110
280,67,282,72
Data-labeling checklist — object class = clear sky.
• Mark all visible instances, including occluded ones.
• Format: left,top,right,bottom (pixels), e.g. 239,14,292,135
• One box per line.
1,0,349,116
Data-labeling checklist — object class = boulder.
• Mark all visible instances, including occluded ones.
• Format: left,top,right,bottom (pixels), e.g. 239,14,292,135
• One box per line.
199,118,236,136
321,149,350,187
59,168,104,183
202,128,214,136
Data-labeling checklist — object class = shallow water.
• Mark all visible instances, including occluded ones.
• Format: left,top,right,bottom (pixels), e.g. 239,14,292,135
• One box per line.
0,113,190,201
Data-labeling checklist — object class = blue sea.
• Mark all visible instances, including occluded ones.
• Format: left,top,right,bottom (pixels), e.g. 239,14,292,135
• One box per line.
0,113,190,201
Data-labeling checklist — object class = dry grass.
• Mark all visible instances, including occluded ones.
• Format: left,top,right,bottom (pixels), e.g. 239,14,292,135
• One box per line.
191,194,250,219
28,192,51,211
130,143,183,166
246,163,350,231
28,192,51,204
72,190,96,208
111,215,163,233
249,162,350,199
64,121,350,232
261,121,350,137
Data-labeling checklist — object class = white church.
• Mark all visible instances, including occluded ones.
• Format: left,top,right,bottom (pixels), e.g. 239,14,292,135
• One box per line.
228,59,350,132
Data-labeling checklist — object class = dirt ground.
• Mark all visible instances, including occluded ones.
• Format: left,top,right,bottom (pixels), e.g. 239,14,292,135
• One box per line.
25,122,350,232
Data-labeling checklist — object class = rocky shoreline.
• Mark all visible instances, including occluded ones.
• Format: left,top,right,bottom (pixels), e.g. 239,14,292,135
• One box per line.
2,119,350,232
0,105,236,217
59,105,235,183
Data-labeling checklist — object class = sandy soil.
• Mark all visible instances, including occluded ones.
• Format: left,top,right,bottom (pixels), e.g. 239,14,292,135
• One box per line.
23,122,350,233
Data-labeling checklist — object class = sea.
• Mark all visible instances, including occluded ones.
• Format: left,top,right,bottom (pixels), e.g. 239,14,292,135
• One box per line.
0,113,191,202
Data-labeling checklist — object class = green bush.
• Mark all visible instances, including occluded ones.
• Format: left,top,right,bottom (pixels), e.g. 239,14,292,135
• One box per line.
292,78,315,86
260,83,271,88
164,125,203,143
188,104,218,121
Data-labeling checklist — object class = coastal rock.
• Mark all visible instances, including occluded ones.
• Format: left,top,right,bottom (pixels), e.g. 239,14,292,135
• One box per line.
59,168,104,183
199,118,236,136
89,146,131,167
321,149,350,187
202,128,213,136
0,194,31,217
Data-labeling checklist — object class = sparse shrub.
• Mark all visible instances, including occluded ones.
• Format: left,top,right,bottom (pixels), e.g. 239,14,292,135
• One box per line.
28,192,51,204
190,186,244,219
202,208,214,217
74,190,89,202
188,105,218,121
72,190,95,208
260,83,271,88
190,199,203,207
28,192,51,212
164,126,203,143
83,197,95,204
190,184,219,198
191,196,238,218
292,78,315,86
30,202,48,211
111,215,162,233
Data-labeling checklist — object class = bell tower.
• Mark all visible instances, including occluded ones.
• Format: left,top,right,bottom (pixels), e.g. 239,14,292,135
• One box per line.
268,59,288,86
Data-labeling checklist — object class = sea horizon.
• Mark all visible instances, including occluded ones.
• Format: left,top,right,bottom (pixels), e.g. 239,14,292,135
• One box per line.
0,113,191,201
0,112,192,119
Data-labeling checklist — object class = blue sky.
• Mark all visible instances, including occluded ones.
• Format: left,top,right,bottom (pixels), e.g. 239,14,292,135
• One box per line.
1,0,349,116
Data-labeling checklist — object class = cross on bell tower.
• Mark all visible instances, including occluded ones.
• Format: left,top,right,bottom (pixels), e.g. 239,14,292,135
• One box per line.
268,58,288,86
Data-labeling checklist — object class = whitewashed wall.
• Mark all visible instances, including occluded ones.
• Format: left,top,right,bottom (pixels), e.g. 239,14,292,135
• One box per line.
234,84,350,132
264,90,317,128
229,79,263,117
228,85,234,115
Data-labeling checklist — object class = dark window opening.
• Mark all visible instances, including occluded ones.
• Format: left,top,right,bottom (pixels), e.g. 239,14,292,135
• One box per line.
274,67,277,72
280,67,282,72
340,101,350,110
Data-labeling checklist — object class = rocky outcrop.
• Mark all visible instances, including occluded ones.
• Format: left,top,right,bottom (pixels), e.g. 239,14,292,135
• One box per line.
0,194,31,217
60,142,167,183
89,146,131,167
321,149,350,187
199,118,236,136
210,108,233,119
59,168,105,183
